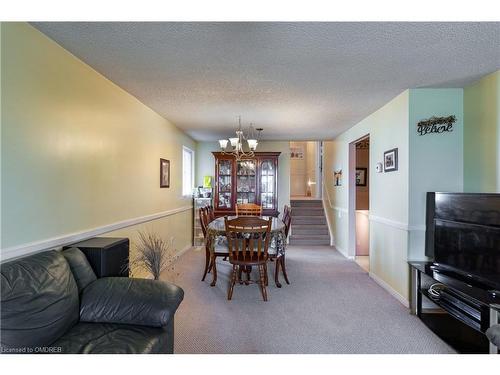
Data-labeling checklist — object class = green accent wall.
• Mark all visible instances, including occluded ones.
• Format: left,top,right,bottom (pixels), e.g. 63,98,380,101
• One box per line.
408,89,464,261
324,88,465,302
463,70,500,192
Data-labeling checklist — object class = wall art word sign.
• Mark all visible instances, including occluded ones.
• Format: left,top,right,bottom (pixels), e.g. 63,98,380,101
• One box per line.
417,115,456,136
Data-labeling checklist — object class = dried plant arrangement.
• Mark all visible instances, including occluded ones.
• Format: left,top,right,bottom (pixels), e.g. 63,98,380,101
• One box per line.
128,231,178,280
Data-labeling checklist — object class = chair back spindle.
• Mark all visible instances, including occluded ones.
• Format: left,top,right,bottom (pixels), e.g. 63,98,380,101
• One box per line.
224,216,272,263
236,203,263,216
282,205,292,238
207,205,215,222
199,207,209,238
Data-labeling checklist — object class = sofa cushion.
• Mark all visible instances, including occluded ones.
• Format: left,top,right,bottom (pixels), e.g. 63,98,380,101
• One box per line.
62,247,97,292
52,322,171,354
0,250,79,350
486,324,500,348
80,277,184,327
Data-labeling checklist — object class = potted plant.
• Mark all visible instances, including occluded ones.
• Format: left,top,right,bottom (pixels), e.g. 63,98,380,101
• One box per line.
128,231,178,281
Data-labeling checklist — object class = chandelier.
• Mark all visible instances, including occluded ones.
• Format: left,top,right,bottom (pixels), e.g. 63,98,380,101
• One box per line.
218,116,263,160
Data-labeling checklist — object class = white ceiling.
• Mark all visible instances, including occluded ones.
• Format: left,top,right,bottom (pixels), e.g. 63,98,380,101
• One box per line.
32,22,500,141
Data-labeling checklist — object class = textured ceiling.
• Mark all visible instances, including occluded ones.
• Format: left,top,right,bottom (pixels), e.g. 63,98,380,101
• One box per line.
32,22,500,141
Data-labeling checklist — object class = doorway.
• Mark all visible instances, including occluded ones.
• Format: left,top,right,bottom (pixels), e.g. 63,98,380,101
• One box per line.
289,141,322,199
351,136,370,272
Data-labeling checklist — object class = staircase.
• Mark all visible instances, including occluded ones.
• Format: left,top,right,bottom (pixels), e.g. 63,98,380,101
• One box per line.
289,199,330,246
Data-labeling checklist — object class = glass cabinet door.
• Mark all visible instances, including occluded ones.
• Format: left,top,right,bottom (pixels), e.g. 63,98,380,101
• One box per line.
236,159,256,204
260,159,276,210
217,159,233,209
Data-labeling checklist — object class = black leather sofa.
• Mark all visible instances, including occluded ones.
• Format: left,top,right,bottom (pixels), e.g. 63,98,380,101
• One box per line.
487,325,500,349
0,248,184,354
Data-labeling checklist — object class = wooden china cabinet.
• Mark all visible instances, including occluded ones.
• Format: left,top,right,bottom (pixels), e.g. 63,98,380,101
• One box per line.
212,152,280,217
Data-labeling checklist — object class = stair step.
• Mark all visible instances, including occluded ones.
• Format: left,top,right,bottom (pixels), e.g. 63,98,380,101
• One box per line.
290,234,330,240
289,200,328,243
291,207,324,216
291,200,323,208
289,238,331,246
292,226,329,235
292,216,326,225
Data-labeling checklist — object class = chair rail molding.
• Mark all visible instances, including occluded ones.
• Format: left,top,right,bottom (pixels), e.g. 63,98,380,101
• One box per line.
369,214,426,232
1,205,193,262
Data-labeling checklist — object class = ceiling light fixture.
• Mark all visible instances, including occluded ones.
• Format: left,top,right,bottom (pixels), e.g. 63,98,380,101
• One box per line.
218,116,263,160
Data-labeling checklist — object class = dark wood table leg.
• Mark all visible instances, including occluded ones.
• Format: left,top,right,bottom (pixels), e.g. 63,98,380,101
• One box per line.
202,247,211,281
274,256,282,288
264,263,269,286
416,269,422,317
281,255,290,285
245,265,251,285
210,254,218,287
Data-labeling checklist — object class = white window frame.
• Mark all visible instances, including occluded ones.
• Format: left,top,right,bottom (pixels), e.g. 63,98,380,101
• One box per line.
182,146,195,198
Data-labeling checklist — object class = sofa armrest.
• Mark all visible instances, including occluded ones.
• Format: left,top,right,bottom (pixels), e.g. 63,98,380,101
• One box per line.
80,277,184,328
487,324,500,348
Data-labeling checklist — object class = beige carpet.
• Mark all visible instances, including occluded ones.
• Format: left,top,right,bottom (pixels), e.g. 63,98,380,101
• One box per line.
170,245,455,354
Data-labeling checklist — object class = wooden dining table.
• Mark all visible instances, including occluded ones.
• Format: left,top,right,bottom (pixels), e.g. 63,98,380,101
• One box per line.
206,216,287,287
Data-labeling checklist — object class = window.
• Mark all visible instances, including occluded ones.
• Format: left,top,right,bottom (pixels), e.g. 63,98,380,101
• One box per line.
182,146,194,197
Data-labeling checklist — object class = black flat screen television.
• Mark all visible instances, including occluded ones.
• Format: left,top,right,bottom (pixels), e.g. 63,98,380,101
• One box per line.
425,192,500,289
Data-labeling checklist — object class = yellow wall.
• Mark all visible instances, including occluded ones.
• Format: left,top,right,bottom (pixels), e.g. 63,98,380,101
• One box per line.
1,23,195,261
290,141,307,196
289,141,317,197
463,70,500,192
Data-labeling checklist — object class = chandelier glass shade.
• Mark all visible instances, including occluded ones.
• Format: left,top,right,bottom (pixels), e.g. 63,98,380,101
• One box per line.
218,117,262,160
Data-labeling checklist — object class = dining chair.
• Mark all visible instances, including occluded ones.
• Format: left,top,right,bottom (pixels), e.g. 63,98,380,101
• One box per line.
236,203,263,216
266,206,291,286
200,205,229,284
225,216,272,301
207,205,215,222
282,204,291,223
199,207,211,281
279,210,292,284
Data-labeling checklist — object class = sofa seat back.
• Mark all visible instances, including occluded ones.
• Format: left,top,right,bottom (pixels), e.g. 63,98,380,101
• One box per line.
0,250,80,350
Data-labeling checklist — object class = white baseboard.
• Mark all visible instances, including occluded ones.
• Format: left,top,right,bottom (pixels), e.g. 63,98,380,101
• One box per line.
176,244,193,258
334,245,350,259
1,205,192,262
369,271,409,308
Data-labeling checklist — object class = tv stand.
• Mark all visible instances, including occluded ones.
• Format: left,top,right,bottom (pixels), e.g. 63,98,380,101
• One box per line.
409,261,500,354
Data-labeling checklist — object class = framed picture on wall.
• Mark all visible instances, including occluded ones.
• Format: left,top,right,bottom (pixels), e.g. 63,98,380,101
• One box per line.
290,146,304,159
160,158,170,188
334,169,342,186
356,168,367,186
383,148,398,172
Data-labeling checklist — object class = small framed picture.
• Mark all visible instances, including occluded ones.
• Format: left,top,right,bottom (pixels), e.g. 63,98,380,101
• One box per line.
160,158,170,188
356,168,367,186
334,170,342,186
290,146,304,159
383,148,398,172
